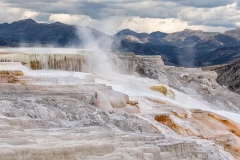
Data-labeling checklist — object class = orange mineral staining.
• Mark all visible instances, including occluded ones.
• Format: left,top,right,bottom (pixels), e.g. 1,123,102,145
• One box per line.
0,70,23,83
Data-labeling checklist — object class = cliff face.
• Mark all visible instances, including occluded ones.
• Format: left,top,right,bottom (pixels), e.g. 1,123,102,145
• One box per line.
0,48,240,159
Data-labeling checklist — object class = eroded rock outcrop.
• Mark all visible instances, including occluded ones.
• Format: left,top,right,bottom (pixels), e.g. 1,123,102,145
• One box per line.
165,66,240,112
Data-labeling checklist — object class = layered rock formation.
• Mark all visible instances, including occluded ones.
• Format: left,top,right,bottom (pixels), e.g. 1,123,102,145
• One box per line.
203,61,240,94
0,48,239,160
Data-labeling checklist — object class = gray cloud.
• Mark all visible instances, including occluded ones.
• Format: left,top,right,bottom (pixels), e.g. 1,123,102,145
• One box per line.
0,0,179,19
163,0,237,8
0,0,240,34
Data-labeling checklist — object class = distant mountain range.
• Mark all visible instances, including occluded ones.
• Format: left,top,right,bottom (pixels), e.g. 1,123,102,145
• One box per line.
115,28,218,47
114,28,240,67
0,19,110,47
1,19,240,67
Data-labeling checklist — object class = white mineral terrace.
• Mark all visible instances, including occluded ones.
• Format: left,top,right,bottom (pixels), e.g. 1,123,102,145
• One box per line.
0,48,239,160
0,48,111,54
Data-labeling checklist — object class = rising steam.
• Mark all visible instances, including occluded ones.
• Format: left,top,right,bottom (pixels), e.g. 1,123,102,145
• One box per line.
75,25,120,77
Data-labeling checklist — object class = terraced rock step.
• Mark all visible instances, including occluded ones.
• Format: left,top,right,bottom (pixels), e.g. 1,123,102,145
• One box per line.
0,50,239,159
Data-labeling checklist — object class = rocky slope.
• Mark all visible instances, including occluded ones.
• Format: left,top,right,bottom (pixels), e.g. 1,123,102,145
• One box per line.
0,48,240,159
0,38,18,47
224,28,240,41
197,45,240,66
203,60,240,94
193,34,240,53
112,40,182,66
161,29,218,47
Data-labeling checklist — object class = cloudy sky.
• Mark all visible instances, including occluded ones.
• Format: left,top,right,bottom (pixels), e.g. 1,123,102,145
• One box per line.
0,0,240,34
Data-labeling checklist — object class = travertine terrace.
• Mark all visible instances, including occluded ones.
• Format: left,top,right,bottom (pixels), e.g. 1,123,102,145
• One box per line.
0,48,239,160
